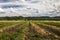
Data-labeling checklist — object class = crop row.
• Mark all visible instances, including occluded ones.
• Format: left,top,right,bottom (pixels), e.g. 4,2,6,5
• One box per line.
0,22,28,40
0,22,22,29
40,22,60,27
0,21,60,40
24,22,42,40
32,22,60,40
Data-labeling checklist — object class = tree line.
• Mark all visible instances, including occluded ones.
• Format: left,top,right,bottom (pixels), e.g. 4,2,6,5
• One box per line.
0,16,60,21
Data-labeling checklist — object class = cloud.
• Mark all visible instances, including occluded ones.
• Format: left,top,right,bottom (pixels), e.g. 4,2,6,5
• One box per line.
1,5,25,8
0,0,17,2
0,0,60,17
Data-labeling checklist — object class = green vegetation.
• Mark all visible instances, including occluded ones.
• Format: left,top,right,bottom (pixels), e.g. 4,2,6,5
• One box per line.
0,21,60,40
0,21,28,40
0,16,26,20
25,22,42,40
0,22,21,29
39,22,60,27
0,16,60,21
26,16,60,21
32,22,60,40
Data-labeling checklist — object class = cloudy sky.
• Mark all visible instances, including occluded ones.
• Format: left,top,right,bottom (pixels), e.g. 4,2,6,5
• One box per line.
0,0,60,17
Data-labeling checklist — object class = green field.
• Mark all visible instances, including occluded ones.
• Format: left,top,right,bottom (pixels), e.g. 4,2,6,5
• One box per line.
0,21,60,40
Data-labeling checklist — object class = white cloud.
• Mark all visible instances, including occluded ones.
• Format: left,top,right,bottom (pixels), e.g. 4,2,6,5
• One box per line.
0,0,60,17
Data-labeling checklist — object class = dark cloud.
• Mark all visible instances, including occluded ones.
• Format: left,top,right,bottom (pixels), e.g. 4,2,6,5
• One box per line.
25,0,40,3
1,5,25,8
0,0,17,2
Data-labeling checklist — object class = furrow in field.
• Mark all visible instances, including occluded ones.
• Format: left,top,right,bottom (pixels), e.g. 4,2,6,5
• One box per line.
0,24,21,32
0,24,23,40
24,26,30,40
40,22,60,27
0,22,25,33
31,22,60,40
36,23,60,36
0,22,28,40
24,22,42,40
4,24,23,33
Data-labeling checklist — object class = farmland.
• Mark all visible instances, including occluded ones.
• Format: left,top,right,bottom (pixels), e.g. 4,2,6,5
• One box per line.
0,21,60,40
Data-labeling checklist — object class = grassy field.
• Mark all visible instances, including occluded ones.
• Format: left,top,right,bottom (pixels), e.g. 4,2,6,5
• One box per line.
0,20,60,40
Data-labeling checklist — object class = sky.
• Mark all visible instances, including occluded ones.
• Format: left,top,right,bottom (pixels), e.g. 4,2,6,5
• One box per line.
0,0,60,17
